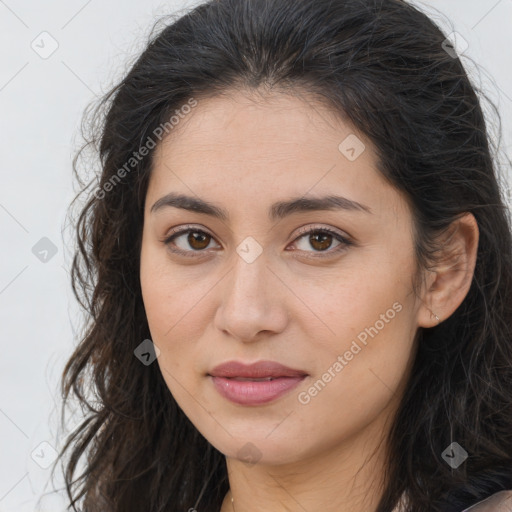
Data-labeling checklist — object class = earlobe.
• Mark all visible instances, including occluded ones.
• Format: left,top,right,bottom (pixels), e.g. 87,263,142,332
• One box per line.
418,213,479,328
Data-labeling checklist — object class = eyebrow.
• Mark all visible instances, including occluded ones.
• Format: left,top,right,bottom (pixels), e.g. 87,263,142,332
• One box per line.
150,192,371,221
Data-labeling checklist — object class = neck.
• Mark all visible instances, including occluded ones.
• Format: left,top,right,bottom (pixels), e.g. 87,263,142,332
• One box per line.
219,408,393,512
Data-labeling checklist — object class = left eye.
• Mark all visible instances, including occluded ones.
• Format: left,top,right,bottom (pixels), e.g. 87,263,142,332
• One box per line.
163,225,352,258
289,226,352,257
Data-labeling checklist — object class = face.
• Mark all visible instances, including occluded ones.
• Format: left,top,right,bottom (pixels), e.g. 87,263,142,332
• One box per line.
140,90,425,466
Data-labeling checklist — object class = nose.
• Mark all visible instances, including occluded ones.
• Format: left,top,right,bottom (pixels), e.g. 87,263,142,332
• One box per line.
213,250,289,343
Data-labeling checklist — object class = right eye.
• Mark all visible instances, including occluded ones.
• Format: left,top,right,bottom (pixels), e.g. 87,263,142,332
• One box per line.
163,225,221,258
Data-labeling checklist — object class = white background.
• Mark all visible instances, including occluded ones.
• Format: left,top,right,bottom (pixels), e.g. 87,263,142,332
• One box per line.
0,0,511,510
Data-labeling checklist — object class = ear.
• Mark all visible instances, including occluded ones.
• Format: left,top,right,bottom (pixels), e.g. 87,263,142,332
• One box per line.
417,212,479,328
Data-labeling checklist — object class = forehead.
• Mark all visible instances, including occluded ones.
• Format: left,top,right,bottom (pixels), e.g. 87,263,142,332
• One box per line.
146,90,403,221
155,89,362,162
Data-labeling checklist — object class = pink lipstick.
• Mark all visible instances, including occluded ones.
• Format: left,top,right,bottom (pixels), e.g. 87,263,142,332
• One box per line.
208,360,308,406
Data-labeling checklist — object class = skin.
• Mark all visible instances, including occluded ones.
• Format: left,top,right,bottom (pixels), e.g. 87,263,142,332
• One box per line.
139,89,479,512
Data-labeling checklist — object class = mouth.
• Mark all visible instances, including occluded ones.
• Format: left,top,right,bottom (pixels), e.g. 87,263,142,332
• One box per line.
226,376,279,381
208,359,308,379
208,375,307,405
207,360,308,406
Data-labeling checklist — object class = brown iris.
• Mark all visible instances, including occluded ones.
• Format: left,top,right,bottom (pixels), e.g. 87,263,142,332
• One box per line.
187,231,211,250
308,232,333,251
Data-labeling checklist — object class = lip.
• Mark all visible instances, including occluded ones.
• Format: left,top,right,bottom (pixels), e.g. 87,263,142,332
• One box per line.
209,360,308,379
208,360,308,406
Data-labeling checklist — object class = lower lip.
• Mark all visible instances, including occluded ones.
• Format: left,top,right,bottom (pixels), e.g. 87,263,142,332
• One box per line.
210,375,306,405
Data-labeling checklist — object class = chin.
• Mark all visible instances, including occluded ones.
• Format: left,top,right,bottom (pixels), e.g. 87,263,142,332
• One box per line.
203,427,312,466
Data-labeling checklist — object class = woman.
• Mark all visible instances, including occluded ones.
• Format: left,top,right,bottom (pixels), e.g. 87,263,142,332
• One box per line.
58,0,512,510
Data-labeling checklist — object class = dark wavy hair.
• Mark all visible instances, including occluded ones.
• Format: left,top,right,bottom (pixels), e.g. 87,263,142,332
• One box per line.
57,0,512,510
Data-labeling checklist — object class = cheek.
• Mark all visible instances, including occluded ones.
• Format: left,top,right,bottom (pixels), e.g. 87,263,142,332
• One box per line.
294,251,415,343
140,246,169,337
292,252,418,400
140,261,202,408
140,241,199,340
292,297,416,451
139,243,214,395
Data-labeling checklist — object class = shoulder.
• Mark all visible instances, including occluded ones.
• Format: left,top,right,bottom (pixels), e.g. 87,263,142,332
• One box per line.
462,490,512,511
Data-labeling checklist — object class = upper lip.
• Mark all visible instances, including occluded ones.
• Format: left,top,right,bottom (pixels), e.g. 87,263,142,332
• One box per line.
208,360,308,379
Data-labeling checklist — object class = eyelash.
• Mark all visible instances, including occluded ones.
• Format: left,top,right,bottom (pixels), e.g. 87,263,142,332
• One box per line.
162,224,353,259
